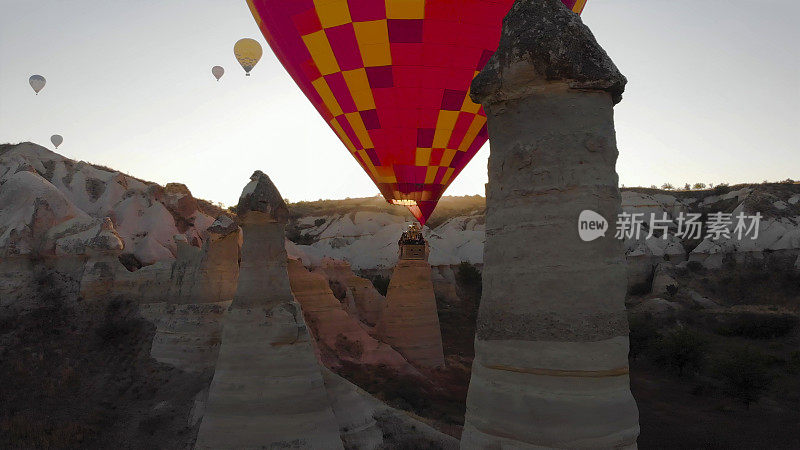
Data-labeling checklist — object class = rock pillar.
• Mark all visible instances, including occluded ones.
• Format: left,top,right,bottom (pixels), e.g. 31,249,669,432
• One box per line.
377,225,445,369
461,1,639,448
195,171,341,449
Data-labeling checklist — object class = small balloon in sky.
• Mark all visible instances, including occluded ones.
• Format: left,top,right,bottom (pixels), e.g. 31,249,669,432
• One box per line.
51,134,63,149
29,75,46,94
212,65,224,81
233,38,262,76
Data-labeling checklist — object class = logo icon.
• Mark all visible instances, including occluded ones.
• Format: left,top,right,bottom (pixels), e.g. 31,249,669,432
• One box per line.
578,210,608,241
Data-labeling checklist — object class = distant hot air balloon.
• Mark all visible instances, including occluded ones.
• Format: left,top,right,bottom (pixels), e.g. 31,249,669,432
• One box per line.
51,134,63,149
233,38,262,76
29,75,46,94
212,65,225,81
247,0,587,225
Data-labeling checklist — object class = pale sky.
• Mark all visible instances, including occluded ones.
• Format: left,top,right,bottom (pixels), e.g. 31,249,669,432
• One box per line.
1,1,798,207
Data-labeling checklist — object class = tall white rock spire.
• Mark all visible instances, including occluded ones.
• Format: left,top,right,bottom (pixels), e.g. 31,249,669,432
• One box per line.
462,0,639,447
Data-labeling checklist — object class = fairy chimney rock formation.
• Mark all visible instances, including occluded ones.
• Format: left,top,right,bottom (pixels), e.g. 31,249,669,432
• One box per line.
195,171,341,449
377,224,445,369
462,1,639,448
79,217,124,300
469,0,626,105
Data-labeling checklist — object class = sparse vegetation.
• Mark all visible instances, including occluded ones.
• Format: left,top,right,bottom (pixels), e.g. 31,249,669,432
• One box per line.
0,290,207,449
706,259,800,308
455,262,482,302
713,183,730,195
628,314,660,359
285,226,315,245
686,260,704,272
652,327,707,376
715,312,798,339
712,346,772,408
335,333,364,359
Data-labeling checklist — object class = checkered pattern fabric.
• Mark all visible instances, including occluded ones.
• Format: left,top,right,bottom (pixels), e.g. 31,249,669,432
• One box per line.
247,0,586,224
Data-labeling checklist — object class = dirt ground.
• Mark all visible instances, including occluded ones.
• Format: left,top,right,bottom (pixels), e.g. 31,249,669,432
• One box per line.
632,361,800,449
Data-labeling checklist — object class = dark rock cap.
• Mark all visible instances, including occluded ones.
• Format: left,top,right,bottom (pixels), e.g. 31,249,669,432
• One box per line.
237,170,289,222
471,0,626,104
207,215,239,236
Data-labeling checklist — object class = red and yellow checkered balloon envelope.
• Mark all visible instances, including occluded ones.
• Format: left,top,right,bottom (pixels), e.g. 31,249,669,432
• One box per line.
247,0,587,225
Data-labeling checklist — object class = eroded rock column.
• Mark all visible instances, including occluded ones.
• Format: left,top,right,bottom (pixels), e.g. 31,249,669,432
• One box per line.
462,1,639,448
195,171,341,449
376,226,445,369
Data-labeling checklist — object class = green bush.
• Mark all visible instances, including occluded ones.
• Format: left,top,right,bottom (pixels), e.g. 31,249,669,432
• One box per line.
709,259,800,306
95,300,140,345
652,327,707,376
628,277,653,296
686,261,704,272
789,351,800,373
371,275,390,296
712,346,772,408
455,261,482,301
665,284,679,298
286,227,316,245
628,314,660,359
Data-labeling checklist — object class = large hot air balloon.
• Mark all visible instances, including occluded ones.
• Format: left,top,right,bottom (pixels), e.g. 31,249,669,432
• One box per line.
246,0,587,224
212,65,225,81
51,134,63,149
234,38,263,76
29,75,46,94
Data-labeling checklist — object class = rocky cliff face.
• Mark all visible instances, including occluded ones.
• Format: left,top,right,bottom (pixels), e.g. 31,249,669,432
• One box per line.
4,142,797,282
318,257,386,326
289,189,799,272
0,143,220,265
288,212,485,270
287,259,416,373
0,142,236,318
